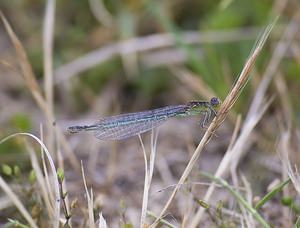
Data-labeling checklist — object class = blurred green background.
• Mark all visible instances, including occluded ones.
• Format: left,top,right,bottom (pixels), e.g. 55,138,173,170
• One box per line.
1,0,280,114
2,0,299,139
1,0,300,226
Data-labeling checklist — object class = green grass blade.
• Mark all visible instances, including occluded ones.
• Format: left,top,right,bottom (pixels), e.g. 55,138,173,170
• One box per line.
255,179,290,210
295,216,300,228
201,172,270,228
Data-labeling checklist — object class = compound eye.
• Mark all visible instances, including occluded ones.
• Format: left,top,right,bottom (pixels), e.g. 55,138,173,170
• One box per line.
210,97,220,106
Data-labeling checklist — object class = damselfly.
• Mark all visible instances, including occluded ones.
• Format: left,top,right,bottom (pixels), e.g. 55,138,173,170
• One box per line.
67,97,221,140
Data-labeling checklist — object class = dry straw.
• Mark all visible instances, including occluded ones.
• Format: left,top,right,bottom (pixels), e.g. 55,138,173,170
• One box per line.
151,18,278,227
0,11,81,172
0,133,60,228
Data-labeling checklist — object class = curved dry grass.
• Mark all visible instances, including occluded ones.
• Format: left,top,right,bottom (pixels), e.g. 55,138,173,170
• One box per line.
151,18,278,227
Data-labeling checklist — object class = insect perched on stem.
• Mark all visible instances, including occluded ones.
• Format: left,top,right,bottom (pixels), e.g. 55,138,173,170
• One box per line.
67,97,221,140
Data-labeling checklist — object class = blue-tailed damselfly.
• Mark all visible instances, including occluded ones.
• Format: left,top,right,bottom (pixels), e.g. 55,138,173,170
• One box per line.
67,97,221,140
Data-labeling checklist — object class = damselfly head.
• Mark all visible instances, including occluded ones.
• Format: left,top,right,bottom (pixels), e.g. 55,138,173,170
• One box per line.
210,97,221,108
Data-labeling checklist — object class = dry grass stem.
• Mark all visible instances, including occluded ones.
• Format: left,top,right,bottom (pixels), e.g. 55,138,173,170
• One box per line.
188,14,297,224
139,134,149,227
139,129,159,227
278,130,300,225
54,27,262,83
0,196,13,211
228,124,252,226
168,66,216,99
0,133,60,227
240,174,255,227
27,142,53,218
227,114,242,151
99,212,108,228
88,0,114,27
0,12,47,114
2,1,299,226
0,176,38,228
151,19,277,227
1,12,81,172
247,12,300,120
43,0,56,156
55,128,71,225
57,130,81,171
120,37,140,78
40,125,56,206
149,129,159,185
274,72,292,128
279,132,300,193
191,96,273,227
81,161,96,228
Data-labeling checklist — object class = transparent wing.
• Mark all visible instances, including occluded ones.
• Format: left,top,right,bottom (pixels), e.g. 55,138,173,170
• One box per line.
94,117,168,140
92,105,187,140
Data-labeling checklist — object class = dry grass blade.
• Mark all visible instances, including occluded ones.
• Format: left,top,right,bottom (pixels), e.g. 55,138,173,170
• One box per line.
0,133,60,228
27,142,53,219
247,12,300,120
54,28,261,84
139,134,149,227
187,14,300,226
140,130,159,227
43,0,56,154
150,19,277,227
279,131,300,193
274,72,292,129
40,125,56,206
0,176,38,228
0,196,13,211
1,11,81,171
189,71,274,227
0,12,47,114
43,0,55,115
240,174,255,227
81,161,96,228
192,97,274,227
99,212,108,228
88,0,114,27
168,66,216,99
227,114,242,151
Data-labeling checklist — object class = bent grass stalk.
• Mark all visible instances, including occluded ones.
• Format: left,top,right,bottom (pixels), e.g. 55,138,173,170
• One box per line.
0,133,60,228
150,18,277,227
